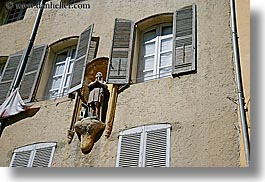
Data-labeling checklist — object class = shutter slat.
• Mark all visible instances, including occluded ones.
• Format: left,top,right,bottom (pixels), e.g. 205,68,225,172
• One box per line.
172,4,196,76
0,52,23,104
107,19,134,84
68,24,94,93
145,128,168,167
19,45,47,102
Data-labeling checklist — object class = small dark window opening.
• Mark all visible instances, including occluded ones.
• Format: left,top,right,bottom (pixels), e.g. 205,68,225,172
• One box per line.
5,6,27,24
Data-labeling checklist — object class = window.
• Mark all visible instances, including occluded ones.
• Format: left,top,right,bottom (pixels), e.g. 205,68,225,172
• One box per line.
106,4,196,85
35,25,97,101
5,5,27,24
10,142,56,167
116,124,171,167
47,46,76,99
137,24,173,82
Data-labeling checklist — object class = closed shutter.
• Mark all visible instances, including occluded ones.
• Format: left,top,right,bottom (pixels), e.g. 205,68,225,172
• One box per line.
68,24,94,93
19,45,47,102
116,127,143,167
172,4,196,76
0,51,23,105
32,145,55,167
144,125,170,167
10,150,32,167
116,124,171,167
10,142,56,167
107,19,135,84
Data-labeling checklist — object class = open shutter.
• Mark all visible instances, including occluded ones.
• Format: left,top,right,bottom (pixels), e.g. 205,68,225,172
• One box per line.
19,45,47,102
116,127,143,167
87,37,99,63
172,4,196,76
0,51,23,105
107,19,134,84
32,143,56,167
143,124,171,167
68,24,94,93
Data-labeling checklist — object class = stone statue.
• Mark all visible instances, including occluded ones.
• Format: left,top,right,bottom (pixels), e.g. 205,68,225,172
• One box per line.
73,72,109,154
87,72,108,120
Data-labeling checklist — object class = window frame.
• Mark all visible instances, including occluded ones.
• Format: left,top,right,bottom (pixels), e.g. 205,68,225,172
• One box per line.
116,124,171,167
138,23,173,82
46,46,76,99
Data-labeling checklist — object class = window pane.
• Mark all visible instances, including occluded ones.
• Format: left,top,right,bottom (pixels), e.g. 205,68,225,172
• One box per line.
144,70,155,81
5,8,27,24
160,37,172,52
143,29,156,42
162,26,173,36
67,60,74,73
49,90,59,98
64,74,71,87
159,67,171,78
143,42,155,55
51,77,62,89
71,49,76,59
143,56,154,70
62,88,69,95
160,52,172,67
56,52,68,63
54,63,66,75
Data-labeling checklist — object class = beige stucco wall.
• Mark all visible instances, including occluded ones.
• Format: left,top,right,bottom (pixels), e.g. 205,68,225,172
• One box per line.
0,0,246,167
0,97,74,166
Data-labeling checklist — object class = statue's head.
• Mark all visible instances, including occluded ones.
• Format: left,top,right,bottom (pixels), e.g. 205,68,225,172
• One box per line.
95,72,103,81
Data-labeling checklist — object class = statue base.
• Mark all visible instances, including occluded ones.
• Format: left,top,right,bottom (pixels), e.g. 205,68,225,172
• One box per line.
74,117,105,154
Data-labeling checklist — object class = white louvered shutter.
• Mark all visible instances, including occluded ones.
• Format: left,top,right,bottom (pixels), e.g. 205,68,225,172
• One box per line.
143,124,171,167
116,124,171,167
116,127,143,167
32,143,56,167
10,143,56,167
10,150,32,167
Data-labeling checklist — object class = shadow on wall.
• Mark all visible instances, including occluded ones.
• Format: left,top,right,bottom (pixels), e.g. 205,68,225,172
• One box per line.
0,107,40,137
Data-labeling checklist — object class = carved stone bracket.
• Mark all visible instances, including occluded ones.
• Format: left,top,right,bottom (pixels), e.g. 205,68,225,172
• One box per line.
74,118,105,154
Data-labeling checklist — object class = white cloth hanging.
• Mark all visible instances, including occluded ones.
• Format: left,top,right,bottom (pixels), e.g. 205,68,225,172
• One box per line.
0,88,30,118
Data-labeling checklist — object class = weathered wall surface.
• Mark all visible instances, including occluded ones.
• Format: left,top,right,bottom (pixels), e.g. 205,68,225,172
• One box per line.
0,97,74,166
0,0,243,167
